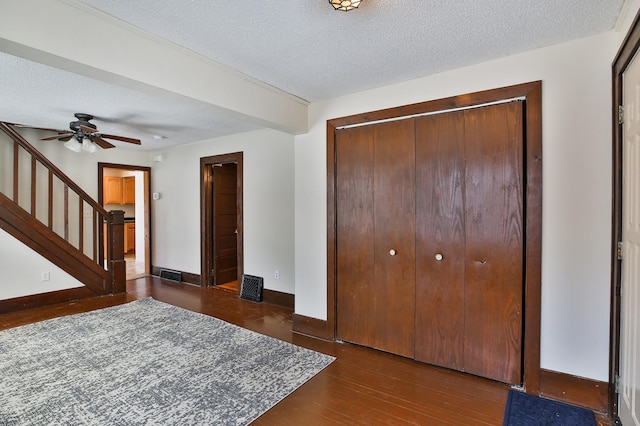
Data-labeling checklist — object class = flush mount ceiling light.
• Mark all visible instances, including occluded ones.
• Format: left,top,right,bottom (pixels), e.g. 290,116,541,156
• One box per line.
329,0,361,11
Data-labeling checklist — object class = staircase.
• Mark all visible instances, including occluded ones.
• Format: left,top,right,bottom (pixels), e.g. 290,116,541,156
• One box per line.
0,122,125,313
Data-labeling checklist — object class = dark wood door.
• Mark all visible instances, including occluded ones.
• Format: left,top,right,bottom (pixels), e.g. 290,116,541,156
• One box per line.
415,110,467,371
213,163,238,285
336,119,416,358
462,102,523,384
336,102,523,384
415,102,524,385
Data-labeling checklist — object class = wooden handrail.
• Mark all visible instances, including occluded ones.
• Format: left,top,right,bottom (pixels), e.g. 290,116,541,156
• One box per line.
0,121,124,295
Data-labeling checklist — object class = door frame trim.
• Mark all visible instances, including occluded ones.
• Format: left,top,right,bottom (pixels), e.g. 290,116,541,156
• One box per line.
97,162,152,275
200,152,244,288
326,81,543,393
611,6,640,420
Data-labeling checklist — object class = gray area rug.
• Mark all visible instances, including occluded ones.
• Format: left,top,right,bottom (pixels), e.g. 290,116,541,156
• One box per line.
0,298,335,425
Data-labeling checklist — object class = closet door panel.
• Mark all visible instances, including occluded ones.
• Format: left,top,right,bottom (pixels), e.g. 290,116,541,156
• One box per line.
336,126,376,347
372,119,416,357
415,111,466,369
463,102,524,385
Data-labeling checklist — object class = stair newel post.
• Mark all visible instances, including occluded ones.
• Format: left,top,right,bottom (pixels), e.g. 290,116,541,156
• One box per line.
108,210,126,293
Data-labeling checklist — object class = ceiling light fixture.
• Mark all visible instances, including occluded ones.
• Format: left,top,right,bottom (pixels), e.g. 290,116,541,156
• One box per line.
63,138,82,153
82,137,98,153
329,0,361,11
64,135,98,153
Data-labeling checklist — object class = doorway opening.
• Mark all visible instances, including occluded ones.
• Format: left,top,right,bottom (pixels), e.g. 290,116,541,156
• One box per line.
201,152,244,291
98,163,151,280
611,7,640,422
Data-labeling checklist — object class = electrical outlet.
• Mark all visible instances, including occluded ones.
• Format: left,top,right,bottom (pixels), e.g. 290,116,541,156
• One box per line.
41,271,50,281
274,270,280,280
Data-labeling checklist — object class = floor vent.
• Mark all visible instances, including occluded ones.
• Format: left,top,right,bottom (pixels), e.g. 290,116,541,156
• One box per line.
159,269,182,282
240,274,263,302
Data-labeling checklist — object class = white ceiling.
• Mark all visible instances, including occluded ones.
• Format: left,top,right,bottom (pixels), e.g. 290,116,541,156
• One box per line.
0,0,628,151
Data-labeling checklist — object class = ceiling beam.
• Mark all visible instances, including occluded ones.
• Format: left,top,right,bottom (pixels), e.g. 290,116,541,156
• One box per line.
0,0,308,135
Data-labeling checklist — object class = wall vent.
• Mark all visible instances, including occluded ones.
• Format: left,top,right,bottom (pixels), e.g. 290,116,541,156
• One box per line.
159,269,182,282
240,274,263,302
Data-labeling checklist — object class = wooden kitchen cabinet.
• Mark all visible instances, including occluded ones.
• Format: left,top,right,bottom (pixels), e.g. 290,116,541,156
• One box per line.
123,176,136,204
103,176,123,204
124,222,136,253
103,176,136,204
103,222,135,255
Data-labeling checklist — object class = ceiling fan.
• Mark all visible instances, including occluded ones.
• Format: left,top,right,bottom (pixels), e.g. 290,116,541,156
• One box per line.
15,113,141,153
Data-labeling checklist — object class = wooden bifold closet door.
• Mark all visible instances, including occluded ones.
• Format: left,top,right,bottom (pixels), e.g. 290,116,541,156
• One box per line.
336,101,524,385
336,119,416,358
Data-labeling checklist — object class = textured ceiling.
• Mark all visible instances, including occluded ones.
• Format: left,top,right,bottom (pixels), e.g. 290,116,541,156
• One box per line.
78,0,624,102
0,0,628,151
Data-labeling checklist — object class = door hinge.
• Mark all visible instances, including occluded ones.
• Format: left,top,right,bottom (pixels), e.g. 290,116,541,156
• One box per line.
615,374,621,393
619,105,625,125
211,268,215,277
617,241,623,261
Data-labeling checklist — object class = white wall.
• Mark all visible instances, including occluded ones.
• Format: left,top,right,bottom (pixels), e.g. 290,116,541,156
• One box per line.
151,128,295,294
2,126,296,298
294,26,635,382
0,228,84,299
0,128,152,300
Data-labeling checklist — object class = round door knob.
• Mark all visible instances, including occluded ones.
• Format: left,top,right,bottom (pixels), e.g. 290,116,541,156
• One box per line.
435,253,443,261
389,249,397,256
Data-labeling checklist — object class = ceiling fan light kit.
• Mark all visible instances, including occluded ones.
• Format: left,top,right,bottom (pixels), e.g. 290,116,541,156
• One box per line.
82,137,98,153
63,138,83,153
63,134,97,153
329,0,361,11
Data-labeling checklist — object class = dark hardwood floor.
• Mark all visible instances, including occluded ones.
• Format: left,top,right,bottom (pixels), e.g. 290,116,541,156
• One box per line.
0,277,613,425
217,279,239,292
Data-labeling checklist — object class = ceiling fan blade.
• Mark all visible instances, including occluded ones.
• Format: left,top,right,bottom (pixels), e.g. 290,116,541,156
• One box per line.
13,124,68,133
90,137,116,149
79,125,99,134
40,132,74,141
98,133,141,145
78,124,141,145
